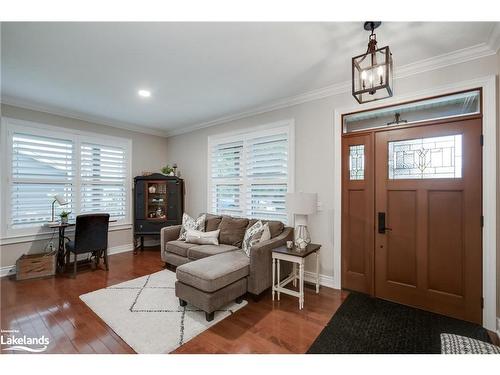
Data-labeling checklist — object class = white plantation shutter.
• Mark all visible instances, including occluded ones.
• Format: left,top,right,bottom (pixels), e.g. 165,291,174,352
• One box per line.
212,184,242,216
80,142,127,220
246,184,288,222
209,125,291,224
210,140,244,214
245,132,288,222
11,132,74,228
211,140,243,178
246,133,288,178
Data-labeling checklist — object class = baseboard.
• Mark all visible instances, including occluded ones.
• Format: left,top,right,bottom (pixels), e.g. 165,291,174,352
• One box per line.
304,271,336,289
0,243,135,278
0,265,16,278
142,239,160,247
108,243,135,255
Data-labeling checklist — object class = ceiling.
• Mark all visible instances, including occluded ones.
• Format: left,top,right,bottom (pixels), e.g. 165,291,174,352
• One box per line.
1,22,498,136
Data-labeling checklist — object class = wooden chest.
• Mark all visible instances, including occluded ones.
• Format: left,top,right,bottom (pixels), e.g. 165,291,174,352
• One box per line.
16,251,56,281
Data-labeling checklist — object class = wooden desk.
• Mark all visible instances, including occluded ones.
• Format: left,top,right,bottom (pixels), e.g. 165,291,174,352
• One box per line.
272,243,321,309
47,223,75,272
48,220,116,273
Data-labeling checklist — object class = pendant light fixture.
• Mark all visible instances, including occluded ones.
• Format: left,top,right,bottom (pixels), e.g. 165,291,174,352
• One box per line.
352,21,393,104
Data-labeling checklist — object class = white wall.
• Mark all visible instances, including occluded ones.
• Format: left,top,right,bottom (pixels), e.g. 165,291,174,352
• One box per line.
0,104,169,270
166,54,499,316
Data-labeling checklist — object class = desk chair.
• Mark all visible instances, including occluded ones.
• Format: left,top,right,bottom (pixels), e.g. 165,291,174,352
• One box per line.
65,213,110,278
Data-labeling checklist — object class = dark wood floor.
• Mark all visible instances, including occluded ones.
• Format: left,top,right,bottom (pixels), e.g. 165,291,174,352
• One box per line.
1,247,348,354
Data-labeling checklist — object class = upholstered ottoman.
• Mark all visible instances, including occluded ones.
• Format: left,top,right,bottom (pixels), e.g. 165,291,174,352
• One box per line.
175,250,249,321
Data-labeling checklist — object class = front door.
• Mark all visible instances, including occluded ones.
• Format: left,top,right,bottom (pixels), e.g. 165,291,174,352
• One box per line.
342,116,483,324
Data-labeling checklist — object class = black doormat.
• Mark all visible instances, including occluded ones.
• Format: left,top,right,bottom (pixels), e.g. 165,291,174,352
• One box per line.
307,293,491,354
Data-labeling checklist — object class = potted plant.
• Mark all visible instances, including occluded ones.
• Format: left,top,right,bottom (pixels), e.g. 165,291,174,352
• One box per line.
59,210,71,224
161,165,175,176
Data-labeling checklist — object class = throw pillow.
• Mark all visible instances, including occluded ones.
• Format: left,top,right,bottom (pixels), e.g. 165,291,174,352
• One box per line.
185,229,220,245
178,213,206,240
249,222,271,244
218,216,249,247
242,220,264,256
205,213,223,231
440,333,500,354
260,223,271,242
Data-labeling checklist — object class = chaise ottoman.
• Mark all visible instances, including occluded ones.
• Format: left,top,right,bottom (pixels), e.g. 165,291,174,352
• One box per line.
175,250,249,321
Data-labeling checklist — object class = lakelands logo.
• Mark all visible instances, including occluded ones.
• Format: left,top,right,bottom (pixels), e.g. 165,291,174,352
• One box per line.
1,329,49,353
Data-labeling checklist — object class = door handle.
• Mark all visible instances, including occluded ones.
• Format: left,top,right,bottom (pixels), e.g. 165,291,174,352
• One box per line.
378,212,392,234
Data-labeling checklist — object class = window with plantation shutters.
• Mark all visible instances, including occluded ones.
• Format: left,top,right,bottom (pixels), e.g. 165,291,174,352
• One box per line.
208,122,293,224
10,132,74,228
80,142,127,220
2,118,132,238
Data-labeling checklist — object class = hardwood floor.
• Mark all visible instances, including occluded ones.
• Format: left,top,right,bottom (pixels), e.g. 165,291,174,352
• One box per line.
1,247,347,354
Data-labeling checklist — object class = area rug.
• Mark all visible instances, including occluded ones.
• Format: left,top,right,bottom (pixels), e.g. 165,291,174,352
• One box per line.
80,269,247,354
307,292,491,354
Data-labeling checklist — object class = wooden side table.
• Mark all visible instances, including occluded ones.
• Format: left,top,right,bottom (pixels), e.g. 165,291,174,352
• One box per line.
272,243,321,309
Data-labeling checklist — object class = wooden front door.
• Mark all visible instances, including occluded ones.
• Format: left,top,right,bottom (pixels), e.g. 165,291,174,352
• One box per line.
342,117,483,324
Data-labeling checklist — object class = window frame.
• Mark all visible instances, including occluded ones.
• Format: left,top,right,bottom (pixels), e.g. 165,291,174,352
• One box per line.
0,117,133,243
207,119,295,224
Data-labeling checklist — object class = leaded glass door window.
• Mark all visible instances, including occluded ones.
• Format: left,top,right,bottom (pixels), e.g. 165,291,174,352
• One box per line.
349,145,365,180
388,134,462,179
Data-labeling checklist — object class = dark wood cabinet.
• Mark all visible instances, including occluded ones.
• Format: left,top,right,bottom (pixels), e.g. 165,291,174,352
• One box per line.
134,173,184,251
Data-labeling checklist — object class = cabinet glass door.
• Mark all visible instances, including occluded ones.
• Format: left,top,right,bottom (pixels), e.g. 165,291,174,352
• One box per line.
145,181,168,220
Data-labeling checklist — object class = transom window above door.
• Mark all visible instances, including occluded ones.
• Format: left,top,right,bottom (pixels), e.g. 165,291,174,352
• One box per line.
343,89,480,134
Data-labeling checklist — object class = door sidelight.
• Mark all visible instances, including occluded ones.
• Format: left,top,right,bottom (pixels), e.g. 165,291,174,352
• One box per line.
378,212,392,234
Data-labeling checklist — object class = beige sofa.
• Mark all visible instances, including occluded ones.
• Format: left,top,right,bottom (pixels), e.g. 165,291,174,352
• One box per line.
160,214,293,320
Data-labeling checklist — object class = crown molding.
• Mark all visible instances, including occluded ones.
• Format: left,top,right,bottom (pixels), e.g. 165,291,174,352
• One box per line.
0,96,170,138
487,23,500,53
2,40,497,140
394,42,496,79
165,42,497,137
165,81,351,137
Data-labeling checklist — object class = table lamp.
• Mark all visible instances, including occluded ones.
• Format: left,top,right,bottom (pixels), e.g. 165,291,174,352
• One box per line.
286,192,317,250
48,194,68,225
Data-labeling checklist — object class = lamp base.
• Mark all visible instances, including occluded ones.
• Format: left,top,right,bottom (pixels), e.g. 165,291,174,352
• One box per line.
294,224,311,251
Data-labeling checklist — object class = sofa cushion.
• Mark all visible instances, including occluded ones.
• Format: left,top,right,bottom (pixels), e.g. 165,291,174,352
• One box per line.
219,216,249,247
247,219,284,238
266,221,284,238
187,243,238,260
204,213,223,232
166,240,198,258
176,250,250,292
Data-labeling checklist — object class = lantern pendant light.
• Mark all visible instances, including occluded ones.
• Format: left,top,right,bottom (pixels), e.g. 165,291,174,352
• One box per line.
352,21,393,104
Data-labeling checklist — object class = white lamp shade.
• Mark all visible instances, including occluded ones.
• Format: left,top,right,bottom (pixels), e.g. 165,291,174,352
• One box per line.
54,194,68,205
286,192,317,215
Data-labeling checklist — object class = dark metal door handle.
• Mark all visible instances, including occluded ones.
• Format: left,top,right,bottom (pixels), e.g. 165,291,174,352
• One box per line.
378,212,392,234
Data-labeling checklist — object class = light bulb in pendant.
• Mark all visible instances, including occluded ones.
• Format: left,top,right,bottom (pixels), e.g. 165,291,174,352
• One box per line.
377,66,384,85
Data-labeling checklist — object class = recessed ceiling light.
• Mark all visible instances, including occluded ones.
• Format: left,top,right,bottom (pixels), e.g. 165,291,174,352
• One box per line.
138,89,151,98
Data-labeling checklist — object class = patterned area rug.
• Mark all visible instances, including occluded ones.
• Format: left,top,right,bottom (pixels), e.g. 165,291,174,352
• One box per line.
80,269,247,353
307,292,491,354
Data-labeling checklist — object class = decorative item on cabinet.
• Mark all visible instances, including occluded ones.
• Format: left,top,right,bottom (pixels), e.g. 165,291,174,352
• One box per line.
133,173,184,253
161,164,175,176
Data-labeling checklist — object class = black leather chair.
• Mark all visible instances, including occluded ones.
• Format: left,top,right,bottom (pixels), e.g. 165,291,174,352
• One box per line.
65,213,110,278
